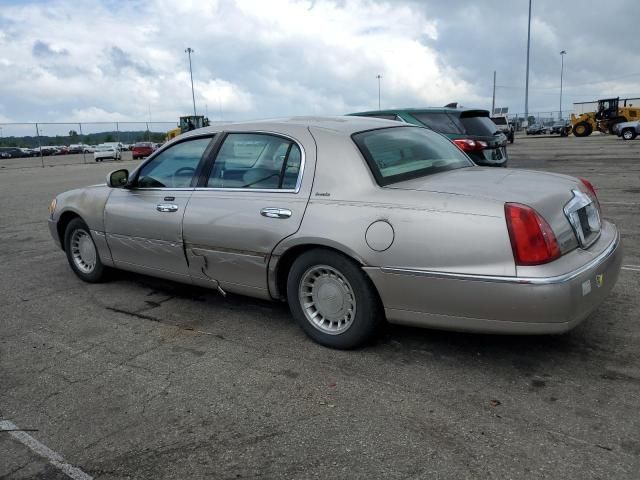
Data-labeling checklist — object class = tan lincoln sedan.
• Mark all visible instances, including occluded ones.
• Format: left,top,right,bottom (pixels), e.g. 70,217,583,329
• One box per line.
48,116,622,348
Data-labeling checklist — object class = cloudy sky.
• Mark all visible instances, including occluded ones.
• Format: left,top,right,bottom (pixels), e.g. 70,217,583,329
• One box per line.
0,0,639,125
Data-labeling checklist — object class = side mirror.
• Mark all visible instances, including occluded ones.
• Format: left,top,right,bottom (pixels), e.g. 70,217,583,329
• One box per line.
107,169,129,188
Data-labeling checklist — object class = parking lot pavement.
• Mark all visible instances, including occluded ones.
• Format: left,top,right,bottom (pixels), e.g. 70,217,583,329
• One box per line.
1,135,639,479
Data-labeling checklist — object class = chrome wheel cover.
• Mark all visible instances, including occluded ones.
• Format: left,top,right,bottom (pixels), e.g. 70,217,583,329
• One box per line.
298,265,356,335
623,130,633,140
70,229,97,274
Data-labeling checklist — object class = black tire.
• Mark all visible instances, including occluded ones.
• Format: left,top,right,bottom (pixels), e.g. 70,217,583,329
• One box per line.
63,218,107,283
622,129,637,140
286,249,382,349
573,121,592,137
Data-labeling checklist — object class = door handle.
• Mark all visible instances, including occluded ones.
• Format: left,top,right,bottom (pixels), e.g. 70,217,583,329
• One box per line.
260,207,292,219
156,203,179,212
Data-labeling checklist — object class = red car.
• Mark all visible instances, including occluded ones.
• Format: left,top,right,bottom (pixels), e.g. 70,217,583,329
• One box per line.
132,142,155,159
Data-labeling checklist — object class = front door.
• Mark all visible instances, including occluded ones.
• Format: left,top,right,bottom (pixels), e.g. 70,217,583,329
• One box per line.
182,130,314,298
104,136,214,279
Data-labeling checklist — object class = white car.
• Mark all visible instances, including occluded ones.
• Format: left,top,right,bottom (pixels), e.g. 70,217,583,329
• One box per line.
93,145,121,162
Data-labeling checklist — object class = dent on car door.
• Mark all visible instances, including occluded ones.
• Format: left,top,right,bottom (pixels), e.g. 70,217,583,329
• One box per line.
104,136,214,279
183,131,314,298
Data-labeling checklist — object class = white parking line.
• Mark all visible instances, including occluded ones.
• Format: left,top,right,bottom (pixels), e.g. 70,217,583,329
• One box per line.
622,265,640,272
0,420,93,480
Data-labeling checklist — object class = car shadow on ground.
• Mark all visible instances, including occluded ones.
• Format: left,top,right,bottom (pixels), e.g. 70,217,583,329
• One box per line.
104,268,608,374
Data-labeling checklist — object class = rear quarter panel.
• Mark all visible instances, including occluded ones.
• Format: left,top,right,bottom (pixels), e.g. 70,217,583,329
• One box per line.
274,127,516,276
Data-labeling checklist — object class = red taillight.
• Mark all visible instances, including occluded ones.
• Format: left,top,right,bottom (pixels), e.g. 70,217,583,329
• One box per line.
579,177,601,211
505,203,561,266
453,138,488,152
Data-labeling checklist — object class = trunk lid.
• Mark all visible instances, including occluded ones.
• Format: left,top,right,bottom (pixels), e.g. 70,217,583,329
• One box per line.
387,167,588,253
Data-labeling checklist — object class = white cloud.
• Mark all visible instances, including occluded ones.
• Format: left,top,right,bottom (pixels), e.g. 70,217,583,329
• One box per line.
0,0,480,122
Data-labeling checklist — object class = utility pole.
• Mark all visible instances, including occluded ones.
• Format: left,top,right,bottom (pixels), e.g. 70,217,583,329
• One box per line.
524,0,532,125
491,70,496,115
376,74,382,110
559,50,566,120
185,47,197,116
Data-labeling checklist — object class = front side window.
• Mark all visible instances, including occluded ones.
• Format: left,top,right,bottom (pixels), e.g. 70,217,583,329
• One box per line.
207,133,302,189
136,137,212,188
352,126,473,186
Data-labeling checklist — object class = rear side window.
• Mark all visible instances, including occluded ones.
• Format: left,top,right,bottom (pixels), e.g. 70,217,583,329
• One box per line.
207,133,302,190
411,113,462,134
352,127,473,186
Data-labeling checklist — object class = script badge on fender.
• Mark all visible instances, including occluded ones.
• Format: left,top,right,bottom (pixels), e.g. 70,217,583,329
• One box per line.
596,274,604,288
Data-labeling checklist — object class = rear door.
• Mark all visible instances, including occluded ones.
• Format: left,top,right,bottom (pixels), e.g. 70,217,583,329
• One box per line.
182,129,315,298
104,135,215,279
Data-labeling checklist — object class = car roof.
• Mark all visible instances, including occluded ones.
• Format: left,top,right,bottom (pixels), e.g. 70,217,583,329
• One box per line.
349,107,490,116
181,115,409,139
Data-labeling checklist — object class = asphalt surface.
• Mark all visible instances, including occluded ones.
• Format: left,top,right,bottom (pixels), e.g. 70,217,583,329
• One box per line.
1,133,639,479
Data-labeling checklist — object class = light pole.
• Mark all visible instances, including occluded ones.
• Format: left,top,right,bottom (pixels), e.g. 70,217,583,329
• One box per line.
376,74,382,110
559,50,566,120
524,0,532,125
185,47,197,116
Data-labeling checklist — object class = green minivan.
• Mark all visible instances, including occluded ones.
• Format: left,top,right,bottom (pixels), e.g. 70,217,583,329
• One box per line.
348,108,508,167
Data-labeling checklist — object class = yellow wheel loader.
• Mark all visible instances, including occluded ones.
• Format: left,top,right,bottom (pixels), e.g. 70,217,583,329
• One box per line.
571,97,640,137
165,115,210,142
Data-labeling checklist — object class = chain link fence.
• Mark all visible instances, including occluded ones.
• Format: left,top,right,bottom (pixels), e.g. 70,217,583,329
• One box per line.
0,121,177,169
502,111,575,131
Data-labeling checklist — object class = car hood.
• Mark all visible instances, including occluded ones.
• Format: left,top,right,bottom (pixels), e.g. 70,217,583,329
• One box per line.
387,167,585,253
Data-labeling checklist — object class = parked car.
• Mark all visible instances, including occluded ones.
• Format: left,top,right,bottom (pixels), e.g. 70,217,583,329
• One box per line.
131,142,155,159
0,147,29,158
526,123,548,135
93,145,121,162
20,148,38,157
67,145,84,154
47,117,622,349
490,116,514,143
550,121,571,136
349,108,508,167
613,120,639,140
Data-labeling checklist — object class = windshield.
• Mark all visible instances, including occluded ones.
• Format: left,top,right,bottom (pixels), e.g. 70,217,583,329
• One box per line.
352,126,473,186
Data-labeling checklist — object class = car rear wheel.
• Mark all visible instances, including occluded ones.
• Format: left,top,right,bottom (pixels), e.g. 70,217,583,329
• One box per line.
64,218,107,283
622,129,637,140
286,249,381,349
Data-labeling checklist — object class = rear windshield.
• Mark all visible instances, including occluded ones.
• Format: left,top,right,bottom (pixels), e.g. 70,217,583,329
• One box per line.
491,117,507,125
456,114,499,136
135,142,152,147
352,127,473,186
411,112,462,134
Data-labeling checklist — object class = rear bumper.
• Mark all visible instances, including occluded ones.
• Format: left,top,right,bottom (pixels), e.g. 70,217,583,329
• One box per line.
365,226,622,334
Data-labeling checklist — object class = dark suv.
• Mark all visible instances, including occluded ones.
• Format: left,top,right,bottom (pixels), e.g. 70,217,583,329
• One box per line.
348,108,508,167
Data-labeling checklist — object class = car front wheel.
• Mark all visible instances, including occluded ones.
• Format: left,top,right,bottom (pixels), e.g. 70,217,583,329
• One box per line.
287,249,381,349
622,129,637,140
64,218,107,282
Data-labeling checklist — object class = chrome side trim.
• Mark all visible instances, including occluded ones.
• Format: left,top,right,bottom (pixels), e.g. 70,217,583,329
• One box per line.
380,229,619,286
